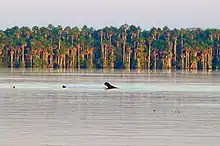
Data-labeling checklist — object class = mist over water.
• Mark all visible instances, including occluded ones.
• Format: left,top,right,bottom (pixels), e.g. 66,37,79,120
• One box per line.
0,69,219,146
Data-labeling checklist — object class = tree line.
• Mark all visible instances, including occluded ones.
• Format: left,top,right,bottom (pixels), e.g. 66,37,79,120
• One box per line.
0,24,220,70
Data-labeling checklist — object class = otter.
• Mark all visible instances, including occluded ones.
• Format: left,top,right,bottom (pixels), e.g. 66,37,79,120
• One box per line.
62,85,66,88
12,86,15,88
104,82,118,89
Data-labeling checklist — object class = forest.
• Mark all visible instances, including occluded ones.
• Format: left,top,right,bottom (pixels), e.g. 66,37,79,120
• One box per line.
0,24,220,70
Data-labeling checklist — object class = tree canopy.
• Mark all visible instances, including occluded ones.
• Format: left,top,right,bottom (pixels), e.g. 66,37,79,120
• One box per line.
0,24,219,70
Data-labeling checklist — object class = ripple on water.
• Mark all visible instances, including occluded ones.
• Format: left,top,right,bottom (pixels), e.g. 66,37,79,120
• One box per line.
0,71,220,146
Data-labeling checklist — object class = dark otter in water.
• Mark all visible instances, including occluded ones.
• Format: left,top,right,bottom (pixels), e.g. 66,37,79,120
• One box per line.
12,86,15,88
62,85,66,88
104,82,118,89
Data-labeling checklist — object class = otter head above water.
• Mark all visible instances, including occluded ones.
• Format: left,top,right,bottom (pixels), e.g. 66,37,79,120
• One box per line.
104,82,118,89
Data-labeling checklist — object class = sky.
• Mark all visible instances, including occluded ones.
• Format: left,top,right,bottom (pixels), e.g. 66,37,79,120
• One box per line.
0,0,219,30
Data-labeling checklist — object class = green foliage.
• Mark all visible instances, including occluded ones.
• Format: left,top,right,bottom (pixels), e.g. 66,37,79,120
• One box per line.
34,58,43,68
0,25,219,69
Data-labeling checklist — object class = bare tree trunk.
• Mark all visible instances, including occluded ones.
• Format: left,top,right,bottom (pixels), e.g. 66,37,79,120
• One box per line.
128,52,131,69
173,38,177,68
148,43,151,69
58,39,61,50
123,34,126,67
103,46,107,69
72,49,76,68
10,51,14,68
208,48,213,69
167,57,172,69
201,54,205,69
110,49,114,69
63,55,66,68
162,59,165,69
58,55,60,68
21,46,25,67
153,54,157,69
77,45,80,69
89,52,93,69
168,42,172,69
137,58,141,69
204,53,207,69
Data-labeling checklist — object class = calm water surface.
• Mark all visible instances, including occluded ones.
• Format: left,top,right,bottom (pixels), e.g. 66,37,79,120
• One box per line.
0,69,220,146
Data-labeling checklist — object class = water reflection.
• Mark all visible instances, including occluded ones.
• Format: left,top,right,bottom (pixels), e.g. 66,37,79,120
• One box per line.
5,67,215,74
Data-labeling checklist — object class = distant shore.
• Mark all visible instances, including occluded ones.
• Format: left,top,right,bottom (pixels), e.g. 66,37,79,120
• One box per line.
0,24,219,70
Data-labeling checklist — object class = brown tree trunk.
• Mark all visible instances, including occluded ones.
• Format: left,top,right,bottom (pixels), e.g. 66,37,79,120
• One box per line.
168,42,172,69
103,45,107,69
190,51,198,69
63,54,66,68
110,49,114,69
153,53,157,69
137,58,141,69
10,51,14,68
89,49,94,69
201,53,205,69
77,44,80,69
181,54,185,69
207,48,213,69
44,52,49,68
16,50,20,65
57,55,60,68
173,38,177,68
148,43,151,69
71,48,77,68
0,49,3,66
21,46,25,67
167,57,172,69
123,34,126,67
127,52,131,69
204,53,208,69
185,51,190,69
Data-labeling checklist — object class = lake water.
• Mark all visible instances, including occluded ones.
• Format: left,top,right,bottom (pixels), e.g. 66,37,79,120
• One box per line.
0,69,220,146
